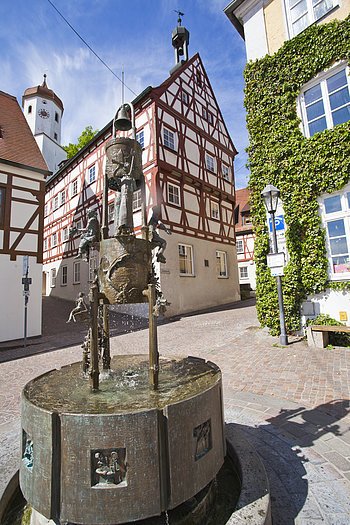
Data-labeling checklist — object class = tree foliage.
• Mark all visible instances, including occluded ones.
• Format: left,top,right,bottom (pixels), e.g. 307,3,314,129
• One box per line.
63,125,99,159
244,17,350,334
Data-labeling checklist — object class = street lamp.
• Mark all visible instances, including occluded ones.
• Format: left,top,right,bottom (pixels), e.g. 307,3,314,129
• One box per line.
261,184,288,346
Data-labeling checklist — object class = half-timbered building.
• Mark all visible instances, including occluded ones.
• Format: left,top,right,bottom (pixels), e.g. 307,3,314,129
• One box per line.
0,90,49,342
234,188,256,293
43,47,240,317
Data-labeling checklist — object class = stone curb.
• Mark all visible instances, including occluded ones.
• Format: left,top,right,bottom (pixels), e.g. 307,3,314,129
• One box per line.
226,425,272,524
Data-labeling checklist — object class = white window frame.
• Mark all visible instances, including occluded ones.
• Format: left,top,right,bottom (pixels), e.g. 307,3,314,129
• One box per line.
53,195,59,210
210,201,220,220
62,227,69,242
44,204,48,216
285,0,337,38
178,244,194,276
319,184,350,280
299,62,350,138
44,238,48,252
132,189,142,211
60,190,66,206
163,127,176,151
88,164,96,184
236,239,244,254
168,183,180,206
71,179,78,197
50,268,56,287
216,250,228,278
52,232,57,247
239,266,248,279
205,154,215,173
222,164,230,181
61,265,68,286
136,129,144,149
73,261,80,284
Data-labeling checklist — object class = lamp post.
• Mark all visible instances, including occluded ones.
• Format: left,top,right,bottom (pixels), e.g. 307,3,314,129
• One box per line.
261,184,288,346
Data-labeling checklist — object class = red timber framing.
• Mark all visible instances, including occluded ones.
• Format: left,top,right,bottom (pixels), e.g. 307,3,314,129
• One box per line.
153,53,237,245
237,232,255,262
44,53,237,267
0,169,45,262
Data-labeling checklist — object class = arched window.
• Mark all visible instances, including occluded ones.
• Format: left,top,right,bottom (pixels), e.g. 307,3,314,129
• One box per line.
28,105,32,114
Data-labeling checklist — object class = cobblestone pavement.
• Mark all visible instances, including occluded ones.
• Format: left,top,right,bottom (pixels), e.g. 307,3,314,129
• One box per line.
1,297,350,524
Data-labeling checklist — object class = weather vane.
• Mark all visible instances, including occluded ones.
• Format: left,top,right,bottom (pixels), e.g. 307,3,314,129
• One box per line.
174,9,184,25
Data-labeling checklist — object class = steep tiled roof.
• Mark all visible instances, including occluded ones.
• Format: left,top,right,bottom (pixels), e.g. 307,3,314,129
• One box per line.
235,187,252,231
0,90,49,173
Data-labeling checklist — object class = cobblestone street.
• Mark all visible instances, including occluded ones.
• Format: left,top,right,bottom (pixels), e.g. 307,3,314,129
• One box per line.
1,297,350,523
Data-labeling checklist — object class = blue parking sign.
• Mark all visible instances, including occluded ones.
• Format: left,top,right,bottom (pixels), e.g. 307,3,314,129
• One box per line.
269,215,285,232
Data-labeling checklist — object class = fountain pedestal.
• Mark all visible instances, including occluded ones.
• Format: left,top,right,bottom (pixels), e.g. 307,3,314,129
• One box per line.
20,355,225,525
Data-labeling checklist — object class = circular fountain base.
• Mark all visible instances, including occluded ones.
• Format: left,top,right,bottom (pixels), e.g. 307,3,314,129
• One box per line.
20,355,225,525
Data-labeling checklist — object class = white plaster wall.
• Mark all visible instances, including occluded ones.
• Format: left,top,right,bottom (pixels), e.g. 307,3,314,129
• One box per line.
0,255,42,342
44,257,91,301
238,261,257,290
35,134,66,173
159,233,240,317
240,1,269,60
302,290,350,327
23,96,63,143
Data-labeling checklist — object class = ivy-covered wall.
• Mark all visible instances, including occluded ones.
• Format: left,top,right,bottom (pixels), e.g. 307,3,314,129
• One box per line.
244,16,350,334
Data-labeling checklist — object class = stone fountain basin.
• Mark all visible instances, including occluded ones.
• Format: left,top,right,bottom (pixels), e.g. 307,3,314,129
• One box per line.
20,355,226,525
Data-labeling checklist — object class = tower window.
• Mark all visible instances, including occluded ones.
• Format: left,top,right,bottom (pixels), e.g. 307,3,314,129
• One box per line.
54,133,58,141
55,112,59,122
28,105,32,114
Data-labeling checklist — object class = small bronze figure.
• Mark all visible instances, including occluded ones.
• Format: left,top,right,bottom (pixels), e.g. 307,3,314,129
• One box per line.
66,292,88,323
148,206,172,263
75,209,100,261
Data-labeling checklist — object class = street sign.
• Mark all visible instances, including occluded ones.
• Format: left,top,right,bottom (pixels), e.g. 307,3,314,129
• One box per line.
269,215,285,232
267,252,285,268
267,252,285,277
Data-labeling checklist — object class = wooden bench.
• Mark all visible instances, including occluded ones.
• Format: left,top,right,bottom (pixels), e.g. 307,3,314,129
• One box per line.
306,324,350,348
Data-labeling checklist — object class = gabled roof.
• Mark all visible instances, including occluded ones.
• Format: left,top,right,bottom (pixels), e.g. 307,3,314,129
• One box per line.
153,53,237,155
48,54,237,183
22,75,64,112
0,90,49,174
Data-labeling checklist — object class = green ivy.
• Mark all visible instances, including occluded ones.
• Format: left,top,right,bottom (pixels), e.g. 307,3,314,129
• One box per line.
244,17,350,335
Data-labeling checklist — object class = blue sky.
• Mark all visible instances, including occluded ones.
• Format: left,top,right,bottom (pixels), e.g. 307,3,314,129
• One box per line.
0,0,249,187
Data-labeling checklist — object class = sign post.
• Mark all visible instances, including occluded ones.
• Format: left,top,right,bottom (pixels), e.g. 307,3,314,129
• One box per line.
22,256,32,348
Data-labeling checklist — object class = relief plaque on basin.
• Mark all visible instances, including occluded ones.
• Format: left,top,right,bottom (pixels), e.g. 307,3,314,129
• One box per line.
98,237,152,304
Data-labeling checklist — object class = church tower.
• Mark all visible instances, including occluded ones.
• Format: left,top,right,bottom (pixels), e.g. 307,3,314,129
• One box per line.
22,75,67,173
